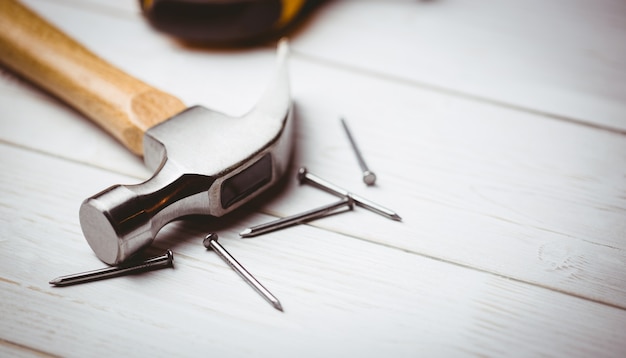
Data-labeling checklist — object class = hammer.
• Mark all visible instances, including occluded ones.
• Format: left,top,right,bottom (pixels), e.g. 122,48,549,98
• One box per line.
0,0,294,265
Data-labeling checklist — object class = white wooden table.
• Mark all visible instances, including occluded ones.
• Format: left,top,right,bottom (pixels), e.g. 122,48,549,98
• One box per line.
1,0,625,356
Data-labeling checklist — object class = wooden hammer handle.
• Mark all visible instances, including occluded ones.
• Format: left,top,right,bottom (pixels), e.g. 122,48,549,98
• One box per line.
0,0,186,155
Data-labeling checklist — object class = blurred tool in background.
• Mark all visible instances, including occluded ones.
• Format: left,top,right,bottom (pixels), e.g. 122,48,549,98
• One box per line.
140,0,322,45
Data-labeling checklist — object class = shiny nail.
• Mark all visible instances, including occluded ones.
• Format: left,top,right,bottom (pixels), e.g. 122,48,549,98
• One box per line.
49,250,174,286
240,196,354,238
297,167,401,221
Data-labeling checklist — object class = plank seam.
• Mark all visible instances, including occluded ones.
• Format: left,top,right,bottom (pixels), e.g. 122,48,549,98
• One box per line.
3,140,624,311
292,51,626,137
311,224,626,312
0,337,59,358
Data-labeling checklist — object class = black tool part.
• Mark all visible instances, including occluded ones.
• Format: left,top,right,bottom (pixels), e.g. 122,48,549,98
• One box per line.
140,0,284,44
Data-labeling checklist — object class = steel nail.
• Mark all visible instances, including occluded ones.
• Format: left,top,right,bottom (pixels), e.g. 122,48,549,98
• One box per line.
240,196,354,238
203,233,283,312
340,117,377,186
297,167,402,221
49,250,174,286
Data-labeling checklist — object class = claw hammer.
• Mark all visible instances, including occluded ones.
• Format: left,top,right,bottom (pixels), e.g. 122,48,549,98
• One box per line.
0,0,294,265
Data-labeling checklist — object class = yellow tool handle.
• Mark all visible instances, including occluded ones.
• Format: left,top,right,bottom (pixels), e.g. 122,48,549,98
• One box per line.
0,0,186,155
277,0,307,27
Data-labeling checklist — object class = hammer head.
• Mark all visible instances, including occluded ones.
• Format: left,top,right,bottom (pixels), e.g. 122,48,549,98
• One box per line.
80,40,293,265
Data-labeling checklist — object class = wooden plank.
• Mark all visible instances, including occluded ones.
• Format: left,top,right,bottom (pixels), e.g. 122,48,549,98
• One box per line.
21,0,626,134
0,339,52,358
0,143,625,357
1,0,624,308
280,58,626,308
289,0,626,132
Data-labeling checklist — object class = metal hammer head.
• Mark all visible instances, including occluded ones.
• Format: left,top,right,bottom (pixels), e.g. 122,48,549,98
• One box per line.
79,41,293,265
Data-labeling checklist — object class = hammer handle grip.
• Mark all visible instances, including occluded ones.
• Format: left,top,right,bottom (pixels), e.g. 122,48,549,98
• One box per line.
0,0,186,155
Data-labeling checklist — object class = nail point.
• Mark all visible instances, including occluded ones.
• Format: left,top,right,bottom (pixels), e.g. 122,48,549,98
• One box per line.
239,228,253,238
49,277,61,285
274,300,284,312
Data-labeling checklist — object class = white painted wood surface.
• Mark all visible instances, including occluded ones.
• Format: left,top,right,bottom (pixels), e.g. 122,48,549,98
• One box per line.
1,0,625,356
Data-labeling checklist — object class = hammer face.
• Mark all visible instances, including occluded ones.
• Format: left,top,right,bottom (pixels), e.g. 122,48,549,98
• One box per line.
80,40,293,265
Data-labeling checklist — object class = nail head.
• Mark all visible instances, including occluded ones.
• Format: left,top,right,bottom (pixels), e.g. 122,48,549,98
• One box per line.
203,233,218,249
297,167,308,184
166,249,174,265
363,171,377,186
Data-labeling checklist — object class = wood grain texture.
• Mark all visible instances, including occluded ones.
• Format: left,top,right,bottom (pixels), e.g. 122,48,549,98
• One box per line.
0,0,186,155
1,0,625,356
281,58,626,308
290,0,626,133
1,143,625,357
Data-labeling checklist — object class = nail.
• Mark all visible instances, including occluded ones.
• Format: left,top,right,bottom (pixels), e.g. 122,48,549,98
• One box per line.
49,250,174,286
240,196,354,238
203,233,283,312
340,117,377,186
297,167,402,221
